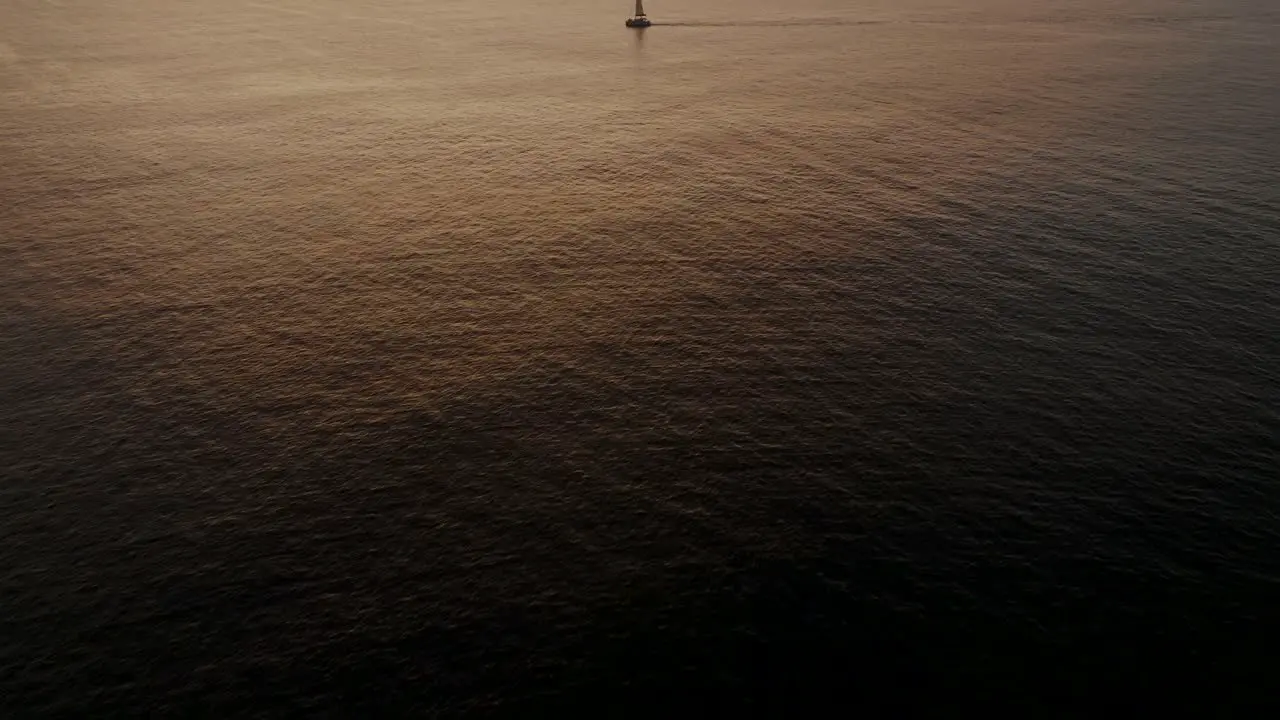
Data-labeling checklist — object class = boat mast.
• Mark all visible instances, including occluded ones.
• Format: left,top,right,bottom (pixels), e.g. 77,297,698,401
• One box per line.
635,0,645,17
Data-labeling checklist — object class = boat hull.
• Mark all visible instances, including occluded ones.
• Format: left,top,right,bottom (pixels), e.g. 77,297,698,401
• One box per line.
625,18,651,27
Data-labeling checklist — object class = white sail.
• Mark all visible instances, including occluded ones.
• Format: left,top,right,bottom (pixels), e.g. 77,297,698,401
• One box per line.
635,0,646,17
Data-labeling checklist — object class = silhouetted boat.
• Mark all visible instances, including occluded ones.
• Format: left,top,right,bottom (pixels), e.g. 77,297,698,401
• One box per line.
625,0,651,27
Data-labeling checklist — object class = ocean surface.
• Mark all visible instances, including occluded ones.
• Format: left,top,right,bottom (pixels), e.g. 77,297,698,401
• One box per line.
2,0,1278,714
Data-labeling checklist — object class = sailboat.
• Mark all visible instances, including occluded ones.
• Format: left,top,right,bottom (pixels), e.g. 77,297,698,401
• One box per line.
625,0,651,27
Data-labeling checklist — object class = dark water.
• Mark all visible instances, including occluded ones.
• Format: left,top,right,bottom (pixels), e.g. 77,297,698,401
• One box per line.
3,0,1279,714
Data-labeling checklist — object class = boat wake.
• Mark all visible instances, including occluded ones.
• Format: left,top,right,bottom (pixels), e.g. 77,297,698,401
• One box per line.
653,19,888,28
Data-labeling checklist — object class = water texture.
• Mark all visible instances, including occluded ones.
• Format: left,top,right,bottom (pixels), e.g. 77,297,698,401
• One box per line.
2,0,1279,714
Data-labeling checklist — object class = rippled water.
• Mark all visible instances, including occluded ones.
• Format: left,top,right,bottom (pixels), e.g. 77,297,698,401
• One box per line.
3,0,1279,714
